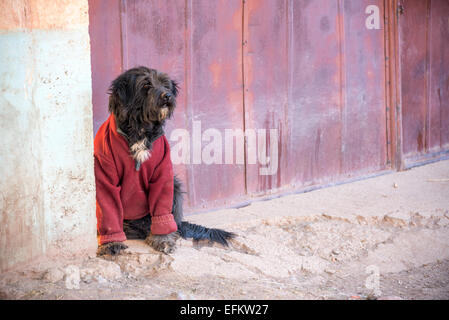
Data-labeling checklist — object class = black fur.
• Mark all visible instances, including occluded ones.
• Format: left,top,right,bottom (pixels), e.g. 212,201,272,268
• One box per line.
172,177,236,246
108,66,178,170
121,176,236,246
97,66,235,256
97,242,128,256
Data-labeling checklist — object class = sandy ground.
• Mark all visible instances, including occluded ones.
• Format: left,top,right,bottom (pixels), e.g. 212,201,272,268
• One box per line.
1,160,449,300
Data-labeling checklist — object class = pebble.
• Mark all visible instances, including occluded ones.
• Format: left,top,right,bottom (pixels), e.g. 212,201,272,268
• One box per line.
325,268,337,275
64,265,80,290
80,258,122,281
95,275,108,284
168,291,195,300
43,268,65,283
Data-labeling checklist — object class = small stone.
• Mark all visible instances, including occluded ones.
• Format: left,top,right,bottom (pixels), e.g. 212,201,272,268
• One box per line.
43,268,65,283
366,293,379,300
82,276,93,284
437,218,449,227
332,249,340,255
138,254,150,264
393,183,398,188
168,291,194,300
325,268,337,275
99,260,122,280
64,265,80,290
175,292,187,300
80,268,94,283
81,258,122,281
95,275,108,284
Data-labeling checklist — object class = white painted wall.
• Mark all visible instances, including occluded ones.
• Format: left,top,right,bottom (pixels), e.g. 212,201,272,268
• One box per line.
0,0,97,271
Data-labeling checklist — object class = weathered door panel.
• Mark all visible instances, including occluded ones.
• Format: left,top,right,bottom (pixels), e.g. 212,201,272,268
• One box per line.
399,0,449,166
120,0,186,77
244,0,388,196
341,0,387,175
287,0,344,189
243,0,289,195
187,0,246,210
88,0,123,134
120,0,246,211
429,0,449,152
399,0,430,158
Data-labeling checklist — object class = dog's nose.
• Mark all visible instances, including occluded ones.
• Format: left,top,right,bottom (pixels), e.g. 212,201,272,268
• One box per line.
163,93,172,103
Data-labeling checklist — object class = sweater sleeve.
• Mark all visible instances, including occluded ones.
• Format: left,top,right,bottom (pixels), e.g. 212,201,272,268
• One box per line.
148,135,178,235
94,154,127,245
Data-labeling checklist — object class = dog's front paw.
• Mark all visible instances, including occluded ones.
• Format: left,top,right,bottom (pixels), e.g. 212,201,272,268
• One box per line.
145,232,180,254
97,242,128,256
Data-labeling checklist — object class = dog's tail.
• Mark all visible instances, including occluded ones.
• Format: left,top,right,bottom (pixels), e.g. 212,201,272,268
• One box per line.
177,221,236,246
173,176,236,246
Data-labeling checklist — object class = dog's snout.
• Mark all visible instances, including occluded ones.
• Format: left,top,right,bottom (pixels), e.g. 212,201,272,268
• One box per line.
163,92,172,103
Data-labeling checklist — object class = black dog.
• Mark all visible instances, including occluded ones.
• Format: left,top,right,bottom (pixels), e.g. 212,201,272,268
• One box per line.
96,67,235,255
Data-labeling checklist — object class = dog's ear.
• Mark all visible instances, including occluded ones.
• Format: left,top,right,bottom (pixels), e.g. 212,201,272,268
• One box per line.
108,94,120,116
109,93,128,125
108,75,133,117
170,80,179,97
109,72,136,106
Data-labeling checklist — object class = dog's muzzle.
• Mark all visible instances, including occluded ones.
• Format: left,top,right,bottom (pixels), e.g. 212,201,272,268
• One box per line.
158,92,172,121
162,92,172,102
158,107,170,121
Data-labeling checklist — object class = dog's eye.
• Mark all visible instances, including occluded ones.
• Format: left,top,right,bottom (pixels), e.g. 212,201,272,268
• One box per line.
143,84,152,90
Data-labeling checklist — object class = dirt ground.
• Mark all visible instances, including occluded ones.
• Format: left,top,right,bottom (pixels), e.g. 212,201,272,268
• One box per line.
1,160,449,300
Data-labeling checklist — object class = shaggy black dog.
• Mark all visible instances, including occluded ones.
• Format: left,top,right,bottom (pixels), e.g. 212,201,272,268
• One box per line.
97,66,235,255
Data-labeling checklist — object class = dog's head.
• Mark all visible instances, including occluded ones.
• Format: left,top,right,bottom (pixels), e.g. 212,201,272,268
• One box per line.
108,66,178,126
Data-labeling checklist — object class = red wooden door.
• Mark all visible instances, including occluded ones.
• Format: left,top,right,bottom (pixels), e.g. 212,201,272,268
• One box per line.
90,0,395,213
399,0,449,167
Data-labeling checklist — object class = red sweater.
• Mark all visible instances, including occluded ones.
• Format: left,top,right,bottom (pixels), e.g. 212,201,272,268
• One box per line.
94,114,177,245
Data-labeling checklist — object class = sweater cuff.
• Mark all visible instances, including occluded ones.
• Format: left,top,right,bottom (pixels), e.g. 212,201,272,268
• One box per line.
151,214,178,235
98,231,127,245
